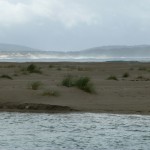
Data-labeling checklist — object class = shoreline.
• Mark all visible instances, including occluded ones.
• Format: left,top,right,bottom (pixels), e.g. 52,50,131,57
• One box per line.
0,62,150,115
0,107,150,116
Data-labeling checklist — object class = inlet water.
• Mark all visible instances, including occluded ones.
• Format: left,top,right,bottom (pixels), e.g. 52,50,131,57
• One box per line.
0,112,150,150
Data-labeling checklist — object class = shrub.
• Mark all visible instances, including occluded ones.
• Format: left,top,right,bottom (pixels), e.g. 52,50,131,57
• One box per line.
62,75,74,87
122,72,129,78
62,75,95,93
42,90,59,97
49,65,54,68
75,77,95,93
0,74,13,80
30,81,42,90
107,75,118,80
27,64,42,74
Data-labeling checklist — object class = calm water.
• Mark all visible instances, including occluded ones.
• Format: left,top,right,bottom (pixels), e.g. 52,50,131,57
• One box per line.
0,112,150,150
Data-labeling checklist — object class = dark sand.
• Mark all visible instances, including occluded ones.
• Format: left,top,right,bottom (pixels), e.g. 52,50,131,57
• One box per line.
0,62,150,115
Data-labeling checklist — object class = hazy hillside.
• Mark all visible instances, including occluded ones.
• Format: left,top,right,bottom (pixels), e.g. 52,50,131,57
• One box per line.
1,44,150,61
1,44,150,57
69,45,150,57
0,43,38,51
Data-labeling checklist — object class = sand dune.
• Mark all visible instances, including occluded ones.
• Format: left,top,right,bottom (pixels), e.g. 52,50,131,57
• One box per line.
0,62,150,114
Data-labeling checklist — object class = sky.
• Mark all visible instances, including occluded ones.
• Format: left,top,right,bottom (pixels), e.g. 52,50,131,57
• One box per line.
0,0,150,51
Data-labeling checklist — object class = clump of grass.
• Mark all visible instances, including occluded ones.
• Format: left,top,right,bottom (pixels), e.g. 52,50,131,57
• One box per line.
30,81,42,90
136,75,144,80
62,75,95,93
49,65,54,68
135,75,150,81
122,72,129,78
27,64,42,74
62,75,74,87
42,90,59,97
0,74,13,80
75,77,95,93
107,75,118,80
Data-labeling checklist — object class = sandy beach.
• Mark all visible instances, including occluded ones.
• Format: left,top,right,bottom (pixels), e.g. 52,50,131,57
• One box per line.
0,62,150,114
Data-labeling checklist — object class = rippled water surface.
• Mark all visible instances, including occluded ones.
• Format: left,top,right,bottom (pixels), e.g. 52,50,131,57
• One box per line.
0,113,150,150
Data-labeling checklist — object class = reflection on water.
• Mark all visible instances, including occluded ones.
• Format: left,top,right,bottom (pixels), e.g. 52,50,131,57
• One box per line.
0,112,150,150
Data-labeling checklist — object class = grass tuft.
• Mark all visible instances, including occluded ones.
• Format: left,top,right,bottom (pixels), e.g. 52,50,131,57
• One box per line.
62,75,74,87
107,75,118,80
42,90,60,97
49,65,54,68
75,77,95,93
27,64,42,74
30,81,42,90
122,72,129,78
136,75,144,80
62,75,95,93
0,74,13,80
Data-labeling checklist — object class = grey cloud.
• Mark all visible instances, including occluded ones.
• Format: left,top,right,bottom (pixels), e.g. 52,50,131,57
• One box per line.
0,0,150,51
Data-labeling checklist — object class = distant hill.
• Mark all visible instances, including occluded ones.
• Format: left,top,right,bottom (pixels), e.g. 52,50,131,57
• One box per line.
1,43,150,58
0,43,39,51
69,45,150,57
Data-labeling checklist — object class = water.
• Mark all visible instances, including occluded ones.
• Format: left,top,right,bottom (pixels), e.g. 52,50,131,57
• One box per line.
0,113,150,150
1,51,150,62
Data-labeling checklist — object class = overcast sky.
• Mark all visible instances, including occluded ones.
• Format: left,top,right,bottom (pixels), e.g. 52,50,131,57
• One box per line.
0,0,150,51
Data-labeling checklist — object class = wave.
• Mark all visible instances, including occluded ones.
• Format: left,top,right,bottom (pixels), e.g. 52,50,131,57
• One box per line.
1,51,150,62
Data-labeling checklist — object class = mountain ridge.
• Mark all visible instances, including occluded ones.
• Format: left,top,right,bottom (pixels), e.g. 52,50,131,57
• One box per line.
1,43,150,57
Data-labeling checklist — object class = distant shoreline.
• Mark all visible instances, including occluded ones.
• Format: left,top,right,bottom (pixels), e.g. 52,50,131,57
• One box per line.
1,44,150,62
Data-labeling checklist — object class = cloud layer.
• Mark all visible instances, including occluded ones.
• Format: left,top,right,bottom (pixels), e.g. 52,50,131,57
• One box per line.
0,0,97,28
1,0,150,51
1,0,150,29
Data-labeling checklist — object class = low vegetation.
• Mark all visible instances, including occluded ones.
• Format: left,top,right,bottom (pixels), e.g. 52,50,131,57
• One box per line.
0,74,13,80
20,64,42,74
62,75,95,93
30,81,42,90
27,64,42,74
122,72,129,78
136,75,144,79
62,75,75,87
49,65,54,68
42,90,60,97
107,75,118,80
75,77,95,93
